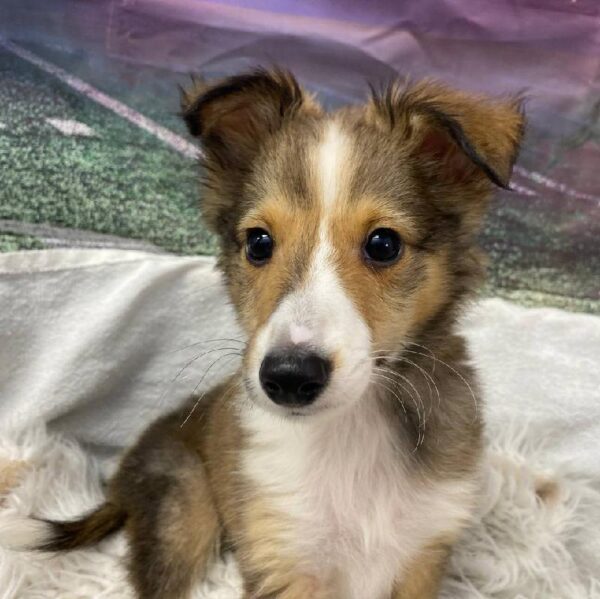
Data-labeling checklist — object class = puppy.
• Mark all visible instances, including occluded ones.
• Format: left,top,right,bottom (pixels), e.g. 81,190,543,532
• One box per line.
7,69,523,598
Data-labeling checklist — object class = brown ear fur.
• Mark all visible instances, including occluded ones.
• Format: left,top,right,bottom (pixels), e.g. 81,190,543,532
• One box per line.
369,79,525,189
181,68,318,169
180,69,322,237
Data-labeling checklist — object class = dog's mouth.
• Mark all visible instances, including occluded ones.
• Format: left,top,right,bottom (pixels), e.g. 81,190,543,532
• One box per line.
288,407,319,418
243,372,329,417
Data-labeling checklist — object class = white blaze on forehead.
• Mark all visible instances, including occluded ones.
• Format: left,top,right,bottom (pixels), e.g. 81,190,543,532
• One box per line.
302,119,367,358
317,120,351,212
310,119,350,288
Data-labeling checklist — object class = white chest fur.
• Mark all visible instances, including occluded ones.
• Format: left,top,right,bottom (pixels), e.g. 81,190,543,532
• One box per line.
242,400,474,599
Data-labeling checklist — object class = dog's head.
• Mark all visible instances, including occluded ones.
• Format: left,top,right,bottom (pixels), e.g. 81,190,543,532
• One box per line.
182,69,524,417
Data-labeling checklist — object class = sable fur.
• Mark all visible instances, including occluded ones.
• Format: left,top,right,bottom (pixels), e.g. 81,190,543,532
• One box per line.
20,69,524,598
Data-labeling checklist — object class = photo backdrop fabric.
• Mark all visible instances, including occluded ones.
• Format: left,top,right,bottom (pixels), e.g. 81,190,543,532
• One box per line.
0,0,598,312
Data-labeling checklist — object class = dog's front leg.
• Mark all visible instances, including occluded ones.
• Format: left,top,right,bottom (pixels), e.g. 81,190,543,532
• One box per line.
235,502,334,599
391,541,451,599
111,410,222,599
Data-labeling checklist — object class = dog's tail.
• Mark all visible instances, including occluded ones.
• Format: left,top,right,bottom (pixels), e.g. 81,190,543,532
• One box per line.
0,502,126,552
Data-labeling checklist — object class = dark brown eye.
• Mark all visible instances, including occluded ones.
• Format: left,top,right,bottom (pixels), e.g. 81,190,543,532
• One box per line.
363,228,403,264
246,228,273,265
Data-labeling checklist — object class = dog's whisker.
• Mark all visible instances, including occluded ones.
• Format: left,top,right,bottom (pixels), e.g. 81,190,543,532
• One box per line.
370,353,441,414
371,344,436,377
168,337,247,355
180,352,243,427
371,371,423,453
397,347,479,419
373,365,425,420
370,353,432,403
372,366,426,448
397,357,440,414
401,341,437,375
370,371,407,415
190,352,243,397
374,364,427,447
372,346,474,417
159,345,244,405
183,376,242,430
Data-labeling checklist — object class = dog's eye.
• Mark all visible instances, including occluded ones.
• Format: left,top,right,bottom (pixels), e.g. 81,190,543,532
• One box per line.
246,228,273,265
363,228,403,264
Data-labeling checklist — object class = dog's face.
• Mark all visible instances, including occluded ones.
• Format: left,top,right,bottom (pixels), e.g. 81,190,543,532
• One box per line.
182,70,523,417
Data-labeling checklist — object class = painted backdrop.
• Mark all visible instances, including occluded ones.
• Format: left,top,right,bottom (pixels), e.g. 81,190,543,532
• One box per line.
1,0,598,312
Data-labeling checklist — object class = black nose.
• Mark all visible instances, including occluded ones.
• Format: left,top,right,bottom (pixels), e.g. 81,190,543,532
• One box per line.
259,350,331,407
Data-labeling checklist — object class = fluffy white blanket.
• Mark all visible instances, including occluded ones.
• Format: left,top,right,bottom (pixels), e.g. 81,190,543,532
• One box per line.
0,249,599,598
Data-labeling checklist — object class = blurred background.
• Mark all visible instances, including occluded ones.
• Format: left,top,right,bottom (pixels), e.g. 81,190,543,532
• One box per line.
1,0,598,313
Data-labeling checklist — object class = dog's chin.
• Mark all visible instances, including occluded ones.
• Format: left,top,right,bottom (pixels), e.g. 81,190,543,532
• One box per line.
247,392,333,420
247,389,367,423
243,381,341,421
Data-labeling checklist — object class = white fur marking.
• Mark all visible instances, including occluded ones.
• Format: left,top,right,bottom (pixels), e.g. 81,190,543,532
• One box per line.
0,516,53,551
317,121,349,210
243,400,475,598
289,323,313,345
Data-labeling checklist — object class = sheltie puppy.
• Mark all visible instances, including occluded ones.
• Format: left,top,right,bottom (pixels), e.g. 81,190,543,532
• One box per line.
5,69,523,598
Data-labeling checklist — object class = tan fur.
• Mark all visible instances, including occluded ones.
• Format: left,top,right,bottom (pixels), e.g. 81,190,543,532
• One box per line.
238,497,309,597
158,463,221,581
535,477,561,506
410,250,451,332
392,540,452,599
367,79,523,189
322,194,451,352
0,459,28,501
237,199,320,333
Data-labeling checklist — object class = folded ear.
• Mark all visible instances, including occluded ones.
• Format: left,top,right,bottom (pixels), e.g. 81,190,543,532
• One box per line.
181,68,319,169
370,80,525,190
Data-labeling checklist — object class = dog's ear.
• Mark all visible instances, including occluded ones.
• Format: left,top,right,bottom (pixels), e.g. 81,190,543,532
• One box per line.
370,80,525,190
181,68,318,169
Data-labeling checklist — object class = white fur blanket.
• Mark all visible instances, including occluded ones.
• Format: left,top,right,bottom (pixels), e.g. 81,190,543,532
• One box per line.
1,249,599,598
